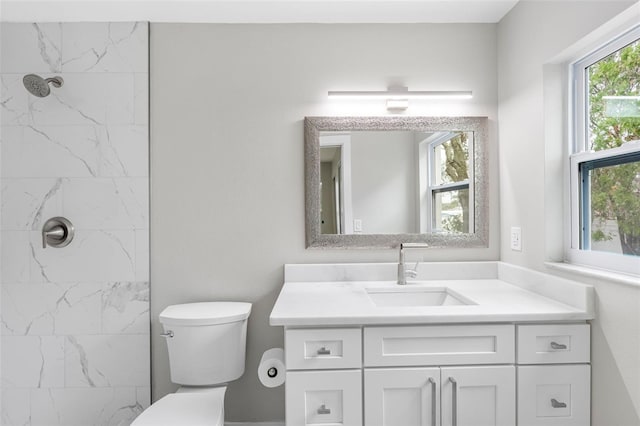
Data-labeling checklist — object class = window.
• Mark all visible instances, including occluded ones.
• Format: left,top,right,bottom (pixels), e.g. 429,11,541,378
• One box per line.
570,25,640,274
420,132,474,234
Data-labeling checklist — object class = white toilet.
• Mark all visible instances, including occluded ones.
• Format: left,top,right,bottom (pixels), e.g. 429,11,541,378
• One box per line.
132,301,252,426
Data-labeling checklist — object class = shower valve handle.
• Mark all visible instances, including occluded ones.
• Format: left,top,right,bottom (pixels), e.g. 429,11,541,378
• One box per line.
42,226,65,248
42,217,74,249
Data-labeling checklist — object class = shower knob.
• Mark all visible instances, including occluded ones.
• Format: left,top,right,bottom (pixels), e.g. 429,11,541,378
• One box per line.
42,217,74,249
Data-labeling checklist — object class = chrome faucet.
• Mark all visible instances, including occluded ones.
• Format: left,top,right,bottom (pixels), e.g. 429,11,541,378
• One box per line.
397,243,430,285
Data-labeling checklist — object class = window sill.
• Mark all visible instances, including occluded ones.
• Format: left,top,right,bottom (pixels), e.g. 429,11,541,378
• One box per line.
545,262,639,288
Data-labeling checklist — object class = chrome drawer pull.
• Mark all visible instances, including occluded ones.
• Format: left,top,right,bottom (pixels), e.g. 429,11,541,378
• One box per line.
551,398,567,408
427,377,436,426
550,341,567,350
317,347,331,355
317,404,331,415
449,377,458,426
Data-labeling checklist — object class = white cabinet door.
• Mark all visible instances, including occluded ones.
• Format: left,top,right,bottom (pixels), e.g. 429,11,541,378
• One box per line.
286,369,362,426
441,366,515,426
365,367,441,426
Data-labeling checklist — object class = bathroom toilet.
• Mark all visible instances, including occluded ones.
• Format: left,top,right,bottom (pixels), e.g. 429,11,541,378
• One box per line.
132,301,252,426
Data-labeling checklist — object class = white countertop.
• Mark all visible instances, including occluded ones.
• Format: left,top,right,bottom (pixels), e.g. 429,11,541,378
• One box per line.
269,262,595,327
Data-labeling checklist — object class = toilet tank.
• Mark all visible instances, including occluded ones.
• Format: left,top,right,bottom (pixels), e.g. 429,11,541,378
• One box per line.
159,302,252,386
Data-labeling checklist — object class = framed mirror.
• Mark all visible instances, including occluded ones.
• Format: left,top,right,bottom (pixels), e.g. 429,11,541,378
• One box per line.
305,116,489,248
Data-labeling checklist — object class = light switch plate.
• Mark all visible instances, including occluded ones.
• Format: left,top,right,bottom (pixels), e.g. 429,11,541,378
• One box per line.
511,226,522,251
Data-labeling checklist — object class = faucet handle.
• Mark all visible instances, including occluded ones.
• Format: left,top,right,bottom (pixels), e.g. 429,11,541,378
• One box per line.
405,269,418,279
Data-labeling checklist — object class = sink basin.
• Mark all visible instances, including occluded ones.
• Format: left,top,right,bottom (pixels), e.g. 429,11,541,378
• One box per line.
365,287,475,307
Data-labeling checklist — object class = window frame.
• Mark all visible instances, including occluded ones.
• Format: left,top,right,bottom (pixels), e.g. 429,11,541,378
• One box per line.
568,24,640,275
419,131,475,234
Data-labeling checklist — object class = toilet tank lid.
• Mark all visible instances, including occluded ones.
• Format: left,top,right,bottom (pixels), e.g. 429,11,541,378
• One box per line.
160,302,252,326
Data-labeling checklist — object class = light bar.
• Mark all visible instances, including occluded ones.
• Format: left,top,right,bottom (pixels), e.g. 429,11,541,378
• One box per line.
328,89,473,100
328,86,472,112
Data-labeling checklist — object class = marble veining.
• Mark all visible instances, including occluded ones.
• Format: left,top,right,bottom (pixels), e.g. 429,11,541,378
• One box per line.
33,23,63,73
66,335,97,387
1,75,29,125
2,282,149,337
2,125,148,179
28,125,98,175
50,93,104,126
1,22,149,426
102,282,149,334
62,23,147,73
30,178,64,229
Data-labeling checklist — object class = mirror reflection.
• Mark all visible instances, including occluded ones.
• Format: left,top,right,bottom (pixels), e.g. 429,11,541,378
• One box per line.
319,130,474,235
304,116,488,249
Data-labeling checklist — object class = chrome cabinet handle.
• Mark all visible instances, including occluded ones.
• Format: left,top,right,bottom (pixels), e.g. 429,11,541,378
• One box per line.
317,404,331,415
317,347,331,355
427,377,436,426
160,330,174,338
550,341,567,350
551,398,567,408
449,377,457,426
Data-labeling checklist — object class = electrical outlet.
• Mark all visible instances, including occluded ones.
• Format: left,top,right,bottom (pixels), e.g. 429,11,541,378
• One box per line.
354,219,363,233
510,227,522,251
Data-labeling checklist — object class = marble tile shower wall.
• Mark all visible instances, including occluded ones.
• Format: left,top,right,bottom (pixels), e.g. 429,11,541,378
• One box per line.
0,23,150,426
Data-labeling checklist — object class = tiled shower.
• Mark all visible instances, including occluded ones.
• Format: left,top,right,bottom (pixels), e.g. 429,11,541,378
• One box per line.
0,22,150,425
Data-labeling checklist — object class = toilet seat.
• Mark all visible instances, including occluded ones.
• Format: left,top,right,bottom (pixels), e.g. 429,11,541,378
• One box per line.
131,387,225,426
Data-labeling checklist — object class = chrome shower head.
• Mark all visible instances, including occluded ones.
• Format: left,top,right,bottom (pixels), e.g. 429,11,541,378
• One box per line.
23,74,64,97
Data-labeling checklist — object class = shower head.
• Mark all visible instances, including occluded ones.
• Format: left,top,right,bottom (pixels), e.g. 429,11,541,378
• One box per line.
23,74,64,97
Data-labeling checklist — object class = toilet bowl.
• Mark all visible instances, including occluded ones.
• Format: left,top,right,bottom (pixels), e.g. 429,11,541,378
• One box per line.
131,387,225,426
132,302,251,426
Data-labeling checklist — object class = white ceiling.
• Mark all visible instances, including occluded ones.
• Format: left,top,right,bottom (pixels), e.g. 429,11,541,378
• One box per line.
0,0,520,23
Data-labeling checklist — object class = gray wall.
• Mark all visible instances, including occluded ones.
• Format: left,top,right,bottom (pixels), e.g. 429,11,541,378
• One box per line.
497,2,639,425
151,23,499,422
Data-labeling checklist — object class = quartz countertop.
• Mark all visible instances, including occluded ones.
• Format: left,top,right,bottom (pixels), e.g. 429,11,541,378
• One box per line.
269,262,594,327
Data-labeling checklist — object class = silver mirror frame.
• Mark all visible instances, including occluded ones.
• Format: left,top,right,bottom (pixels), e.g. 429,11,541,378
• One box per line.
305,116,489,249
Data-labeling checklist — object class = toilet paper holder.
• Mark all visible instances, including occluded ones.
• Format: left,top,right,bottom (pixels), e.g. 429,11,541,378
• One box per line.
258,347,286,388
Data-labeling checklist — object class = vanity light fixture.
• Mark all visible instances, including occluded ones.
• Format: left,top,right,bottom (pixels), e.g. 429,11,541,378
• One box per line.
328,86,473,111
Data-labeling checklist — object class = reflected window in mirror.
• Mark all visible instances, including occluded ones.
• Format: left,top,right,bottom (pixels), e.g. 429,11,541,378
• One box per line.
421,131,474,234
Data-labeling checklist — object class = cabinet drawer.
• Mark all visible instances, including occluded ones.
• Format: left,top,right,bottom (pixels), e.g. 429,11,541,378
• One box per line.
285,328,362,370
286,370,362,426
364,324,515,367
517,324,590,364
518,365,590,426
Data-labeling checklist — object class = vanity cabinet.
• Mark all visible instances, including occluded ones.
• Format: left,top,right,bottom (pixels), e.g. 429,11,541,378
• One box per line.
283,323,590,426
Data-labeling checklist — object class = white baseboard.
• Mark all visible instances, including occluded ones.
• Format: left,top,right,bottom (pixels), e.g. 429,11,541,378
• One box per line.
225,423,285,426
